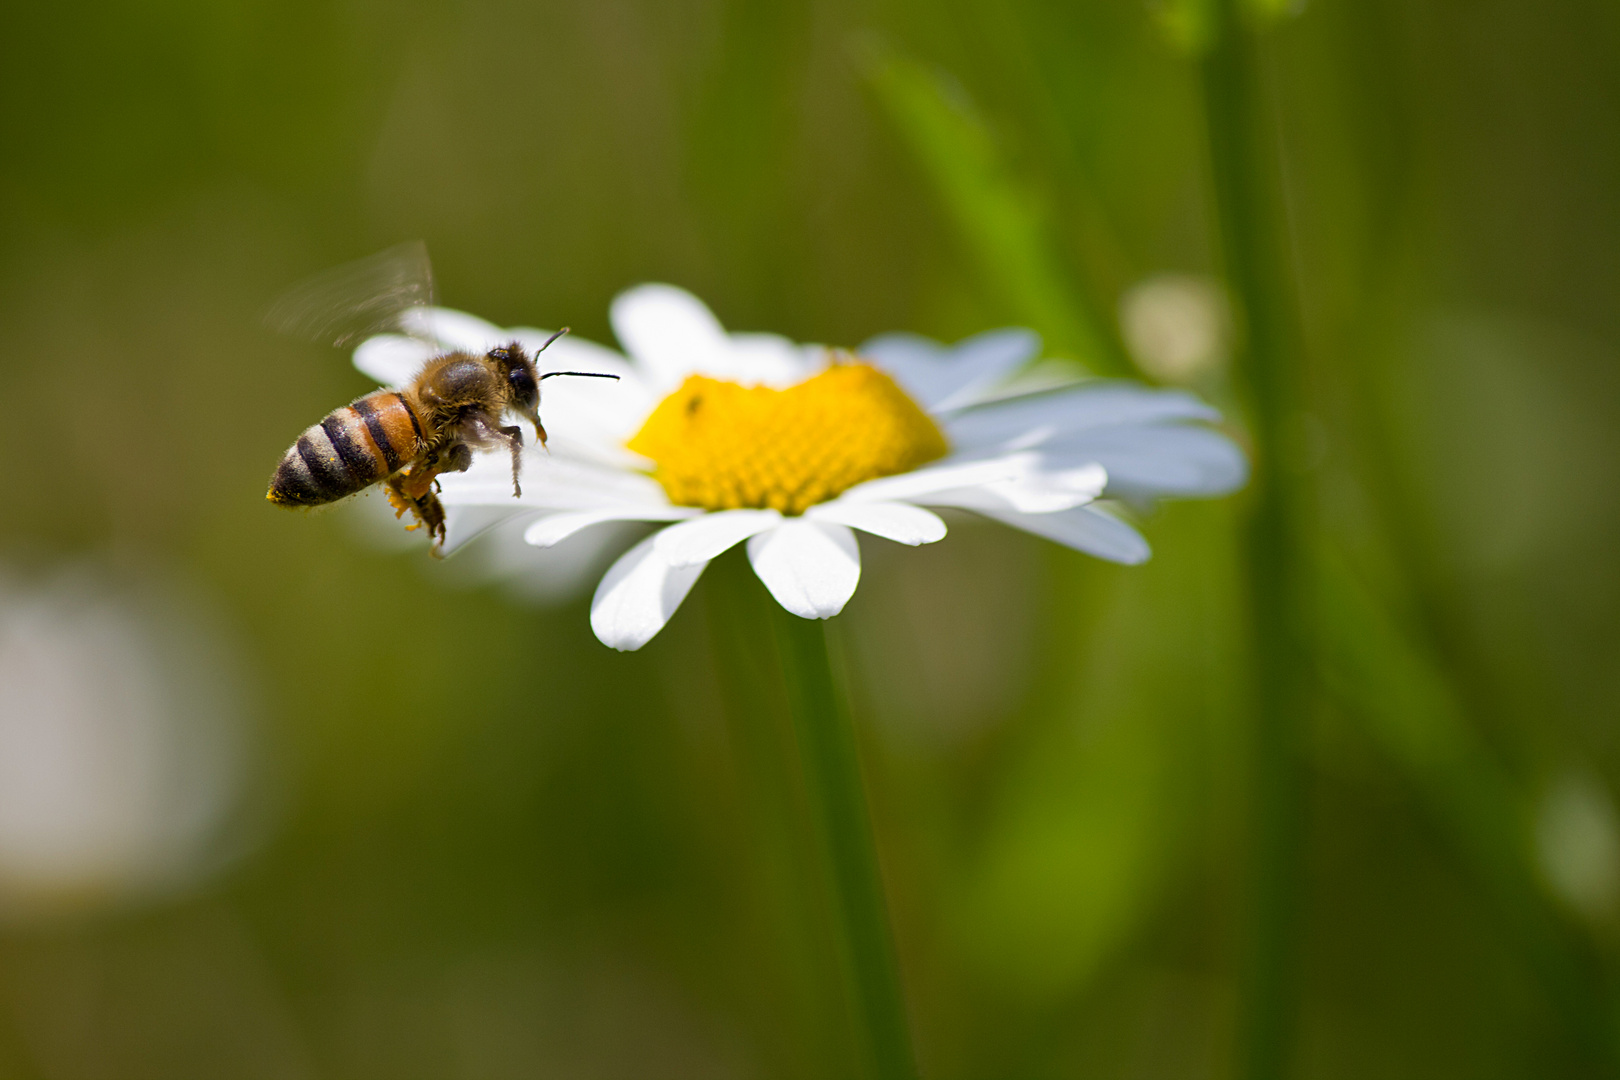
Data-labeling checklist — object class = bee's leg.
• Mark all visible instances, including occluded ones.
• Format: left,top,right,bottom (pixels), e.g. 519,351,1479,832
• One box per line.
397,444,454,501
385,473,417,521
418,490,449,556
386,457,448,547
384,476,449,553
443,443,474,473
497,425,524,498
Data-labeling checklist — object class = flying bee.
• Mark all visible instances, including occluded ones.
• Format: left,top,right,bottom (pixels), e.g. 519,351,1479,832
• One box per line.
264,243,617,554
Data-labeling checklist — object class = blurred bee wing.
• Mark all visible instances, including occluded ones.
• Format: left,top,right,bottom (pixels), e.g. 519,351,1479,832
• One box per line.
264,241,437,348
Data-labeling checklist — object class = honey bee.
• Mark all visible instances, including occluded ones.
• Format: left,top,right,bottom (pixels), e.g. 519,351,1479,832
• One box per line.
265,244,616,554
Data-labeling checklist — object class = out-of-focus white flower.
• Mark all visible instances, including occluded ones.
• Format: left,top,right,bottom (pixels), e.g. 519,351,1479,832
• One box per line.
1118,273,1230,383
1536,771,1620,923
353,286,1247,650
0,567,257,920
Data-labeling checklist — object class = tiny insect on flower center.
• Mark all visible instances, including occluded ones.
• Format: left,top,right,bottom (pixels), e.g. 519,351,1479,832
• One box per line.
627,360,949,515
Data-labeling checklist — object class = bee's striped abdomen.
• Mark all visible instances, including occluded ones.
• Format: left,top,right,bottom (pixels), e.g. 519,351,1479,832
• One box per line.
267,391,424,507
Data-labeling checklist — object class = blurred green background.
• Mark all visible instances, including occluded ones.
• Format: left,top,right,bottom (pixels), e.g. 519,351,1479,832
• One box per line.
1,0,1618,1076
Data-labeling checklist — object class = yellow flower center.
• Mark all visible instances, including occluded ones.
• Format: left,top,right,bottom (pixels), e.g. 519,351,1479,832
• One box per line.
627,361,949,515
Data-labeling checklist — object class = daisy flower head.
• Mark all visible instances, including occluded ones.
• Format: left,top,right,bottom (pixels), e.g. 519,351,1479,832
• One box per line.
352,286,1248,650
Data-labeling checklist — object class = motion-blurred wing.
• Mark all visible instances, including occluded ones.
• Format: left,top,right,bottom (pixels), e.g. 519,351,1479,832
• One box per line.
264,241,436,348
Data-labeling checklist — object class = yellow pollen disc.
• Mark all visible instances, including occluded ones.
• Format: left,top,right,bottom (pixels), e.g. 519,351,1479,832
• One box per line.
626,361,949,515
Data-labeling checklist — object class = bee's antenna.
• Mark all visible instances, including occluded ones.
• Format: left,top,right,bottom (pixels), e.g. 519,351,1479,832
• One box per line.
535,328,617,381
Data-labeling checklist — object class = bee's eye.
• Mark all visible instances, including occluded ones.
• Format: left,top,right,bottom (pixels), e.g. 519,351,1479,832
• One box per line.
507,364,538,408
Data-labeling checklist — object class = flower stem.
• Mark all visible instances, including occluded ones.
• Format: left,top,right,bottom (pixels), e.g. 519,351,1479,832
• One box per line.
770,607,917,1080
1199,2,1313,1078
705,557,850,1079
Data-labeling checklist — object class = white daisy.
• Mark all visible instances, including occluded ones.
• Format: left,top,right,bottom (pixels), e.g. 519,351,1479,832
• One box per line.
352,286,1247,650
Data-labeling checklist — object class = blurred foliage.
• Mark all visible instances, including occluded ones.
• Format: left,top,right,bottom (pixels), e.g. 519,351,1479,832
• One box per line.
863,46,1126,375
1,0,1619,1077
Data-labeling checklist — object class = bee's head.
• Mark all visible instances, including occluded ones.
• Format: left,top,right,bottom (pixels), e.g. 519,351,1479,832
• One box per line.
488,342,539,411
490,330,603,447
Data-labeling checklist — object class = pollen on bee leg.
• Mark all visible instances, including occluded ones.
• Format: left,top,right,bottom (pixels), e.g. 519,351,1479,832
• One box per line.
398,464,439,501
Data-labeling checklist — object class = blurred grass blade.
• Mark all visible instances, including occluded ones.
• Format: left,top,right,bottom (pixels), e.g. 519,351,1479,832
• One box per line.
1198,0,1314,1070
1316,549,1620,1066
863,47,1128,376
1152,0,1305,55
1315,551,1522,870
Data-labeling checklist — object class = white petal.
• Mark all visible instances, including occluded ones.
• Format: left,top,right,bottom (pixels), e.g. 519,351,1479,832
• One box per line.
610,284,732,393
949,327,1042,375
525,506,698,548
440,454,670,509
746,520,861,619
654,509,783,567
860,328,1040,412
590,533,707,651
440,504,533,558
473,515,640,606
1043,426,1249,498
401,306,508,352
806,501,946,545
915,459,1104,516
944,382,1221,453
963,359,1086,405
353,334,435,387
722,333,825,388
979,504,1151,564
837,454,1034,504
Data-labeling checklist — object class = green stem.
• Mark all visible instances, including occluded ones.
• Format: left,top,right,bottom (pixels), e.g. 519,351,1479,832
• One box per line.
1199,3,1312,1078
705,557,849,1079
770,606,917,1080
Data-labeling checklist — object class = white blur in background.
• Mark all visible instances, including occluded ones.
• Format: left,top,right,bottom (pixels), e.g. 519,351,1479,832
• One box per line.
1118,273,1230,384
1536,769,1620,926
0,564,262,922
